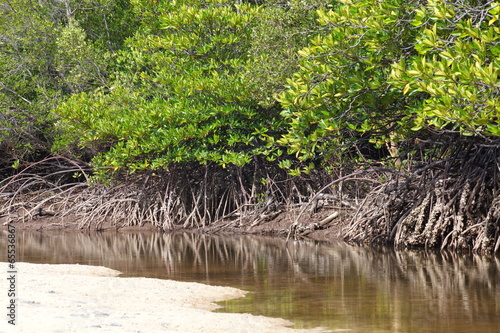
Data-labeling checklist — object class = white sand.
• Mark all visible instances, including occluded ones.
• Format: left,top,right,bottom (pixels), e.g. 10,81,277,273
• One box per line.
2,263,326,333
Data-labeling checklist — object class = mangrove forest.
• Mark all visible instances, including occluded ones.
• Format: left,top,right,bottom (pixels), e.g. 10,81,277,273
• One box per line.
0,0,499,253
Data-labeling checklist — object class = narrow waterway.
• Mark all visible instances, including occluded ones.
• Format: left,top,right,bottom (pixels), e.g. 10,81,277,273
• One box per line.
1,231,499,332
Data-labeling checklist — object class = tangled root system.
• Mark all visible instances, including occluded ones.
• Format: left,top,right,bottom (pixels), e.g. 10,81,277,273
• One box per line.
1,158,331,231
2,139,499,254
345,140,500,253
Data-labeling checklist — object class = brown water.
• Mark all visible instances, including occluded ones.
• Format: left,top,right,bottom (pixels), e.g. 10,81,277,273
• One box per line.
1,231,499,332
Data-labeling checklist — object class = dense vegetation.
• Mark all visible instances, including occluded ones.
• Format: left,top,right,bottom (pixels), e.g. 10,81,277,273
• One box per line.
1,0,499,252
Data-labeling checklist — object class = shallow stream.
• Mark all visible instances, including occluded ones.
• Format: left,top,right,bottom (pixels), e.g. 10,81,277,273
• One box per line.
1,231,499,332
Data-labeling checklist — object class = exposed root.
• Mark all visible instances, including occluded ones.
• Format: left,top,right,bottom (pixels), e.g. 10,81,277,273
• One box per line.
3,139,499,254
1,159,338,231
344,140,500,253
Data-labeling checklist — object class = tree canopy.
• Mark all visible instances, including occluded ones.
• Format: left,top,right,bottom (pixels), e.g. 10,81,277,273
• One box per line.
278,0,500,171
0,0,138,167
1,0,498,176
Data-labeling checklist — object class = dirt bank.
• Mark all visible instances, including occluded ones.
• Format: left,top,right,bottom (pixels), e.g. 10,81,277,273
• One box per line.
0,205,350,243
1,262,326,333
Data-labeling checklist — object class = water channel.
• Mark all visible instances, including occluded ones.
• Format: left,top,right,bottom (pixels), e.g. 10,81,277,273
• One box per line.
1,231,499,332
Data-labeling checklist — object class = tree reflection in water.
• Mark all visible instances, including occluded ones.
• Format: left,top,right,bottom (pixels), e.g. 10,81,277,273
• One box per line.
2,231,499,332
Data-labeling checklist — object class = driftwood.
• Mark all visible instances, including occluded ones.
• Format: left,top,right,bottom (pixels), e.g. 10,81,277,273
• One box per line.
286,211,340,239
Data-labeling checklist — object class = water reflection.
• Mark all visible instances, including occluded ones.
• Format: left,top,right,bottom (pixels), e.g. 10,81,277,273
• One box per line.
1,231,499,332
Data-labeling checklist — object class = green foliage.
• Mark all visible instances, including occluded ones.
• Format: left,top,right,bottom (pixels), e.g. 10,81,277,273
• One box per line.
390,0,500,136
54,1,283,177
0,0,61,157
55,22,110,93
278,0,500,172
75,0,139,51
243,0,326,106
0,0,135,163
277,0,419,168
5,0,498,179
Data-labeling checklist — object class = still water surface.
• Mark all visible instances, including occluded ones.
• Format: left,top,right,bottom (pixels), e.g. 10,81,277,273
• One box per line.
1,231,499,332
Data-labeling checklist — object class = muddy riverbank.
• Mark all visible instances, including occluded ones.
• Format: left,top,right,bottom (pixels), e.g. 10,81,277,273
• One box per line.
0,205,349,244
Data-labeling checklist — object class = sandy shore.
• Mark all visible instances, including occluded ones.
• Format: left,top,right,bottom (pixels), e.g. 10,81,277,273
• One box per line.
1,263,326,333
